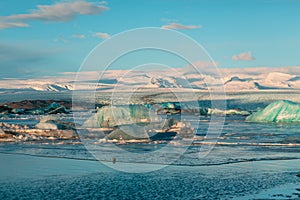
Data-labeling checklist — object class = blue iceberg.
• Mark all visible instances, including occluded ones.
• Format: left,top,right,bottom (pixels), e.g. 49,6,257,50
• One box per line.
246,100,300,123
83,105,152,128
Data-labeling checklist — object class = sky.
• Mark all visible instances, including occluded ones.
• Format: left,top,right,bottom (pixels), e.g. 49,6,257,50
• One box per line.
0,0,299,78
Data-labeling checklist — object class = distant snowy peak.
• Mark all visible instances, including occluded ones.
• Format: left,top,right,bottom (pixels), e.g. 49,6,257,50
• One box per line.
149,77,183,88
1,67,300,92
224,76,253,84
30,84,73,92
47,84,74,91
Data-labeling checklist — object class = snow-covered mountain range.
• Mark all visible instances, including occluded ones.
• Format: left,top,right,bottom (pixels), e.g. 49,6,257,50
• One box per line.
1,66,300,92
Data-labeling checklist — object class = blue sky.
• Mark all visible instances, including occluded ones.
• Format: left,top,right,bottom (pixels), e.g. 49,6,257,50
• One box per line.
0,0,299,78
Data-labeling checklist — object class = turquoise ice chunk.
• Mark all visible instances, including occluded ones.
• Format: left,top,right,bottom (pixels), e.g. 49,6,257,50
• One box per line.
246,100,300,123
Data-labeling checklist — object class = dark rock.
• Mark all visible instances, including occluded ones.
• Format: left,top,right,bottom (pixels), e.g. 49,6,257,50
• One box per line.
2,100,72,110
0,100,71,115
106,127,149,140
0,105,12,114
149,131,177,141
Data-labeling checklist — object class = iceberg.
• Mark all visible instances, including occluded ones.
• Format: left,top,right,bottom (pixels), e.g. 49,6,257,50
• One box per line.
83,105,153,128
206,108,250,116
36,116,75,130
246,100,300,123
106,126,149,140
36,122,58,130
45,102,69,114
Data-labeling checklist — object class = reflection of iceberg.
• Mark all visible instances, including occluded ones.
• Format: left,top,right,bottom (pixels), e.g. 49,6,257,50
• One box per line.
246,100,300,123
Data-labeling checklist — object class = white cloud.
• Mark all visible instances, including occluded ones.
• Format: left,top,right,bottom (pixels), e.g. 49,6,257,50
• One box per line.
0,1,108,29
161,23,201,30
0,22,29,29
232,51,256,61
93,32,110,39
53,36,68,43
72,34,85,39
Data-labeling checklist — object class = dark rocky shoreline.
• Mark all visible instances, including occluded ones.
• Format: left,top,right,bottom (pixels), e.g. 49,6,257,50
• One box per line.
0,100,71,115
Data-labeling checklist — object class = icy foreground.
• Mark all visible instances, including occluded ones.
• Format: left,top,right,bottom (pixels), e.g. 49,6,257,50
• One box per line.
246,100,300,123
0,153,299,199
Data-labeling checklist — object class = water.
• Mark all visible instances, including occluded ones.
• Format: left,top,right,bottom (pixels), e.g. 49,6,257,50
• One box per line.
0,114,299,199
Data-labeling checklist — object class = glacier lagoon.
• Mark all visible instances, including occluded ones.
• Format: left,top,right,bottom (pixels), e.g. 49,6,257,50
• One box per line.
0,92,300,199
